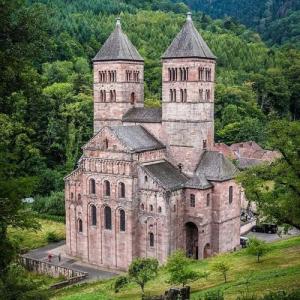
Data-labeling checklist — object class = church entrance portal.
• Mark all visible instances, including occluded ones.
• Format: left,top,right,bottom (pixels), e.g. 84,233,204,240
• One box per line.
185,222,199,259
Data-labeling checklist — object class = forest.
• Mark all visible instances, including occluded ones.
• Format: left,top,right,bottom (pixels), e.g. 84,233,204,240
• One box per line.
0,0,299,213
0,0,299,298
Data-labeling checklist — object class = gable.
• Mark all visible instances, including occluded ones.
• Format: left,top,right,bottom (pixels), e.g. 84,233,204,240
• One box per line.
82,126,128,153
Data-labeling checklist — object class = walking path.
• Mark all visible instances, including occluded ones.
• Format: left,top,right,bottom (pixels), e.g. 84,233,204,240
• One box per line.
25,241,119,282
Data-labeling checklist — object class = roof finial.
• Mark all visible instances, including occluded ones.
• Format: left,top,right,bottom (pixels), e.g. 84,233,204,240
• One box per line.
187,12,192,21
116,17,121,27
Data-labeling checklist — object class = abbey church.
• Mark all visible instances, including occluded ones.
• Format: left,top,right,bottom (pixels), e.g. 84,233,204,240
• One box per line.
65,13,241,271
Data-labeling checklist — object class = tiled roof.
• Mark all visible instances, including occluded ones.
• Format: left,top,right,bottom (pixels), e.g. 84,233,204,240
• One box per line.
185,174,212,190
143,161,188,191
110,125,165,153
162,12,216,60
237,158,265,170
93,18,143,62
122,107,162,123
196,151,238,181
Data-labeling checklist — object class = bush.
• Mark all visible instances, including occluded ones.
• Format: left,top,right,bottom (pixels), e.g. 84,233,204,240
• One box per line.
32,191,65,216
114,276,129,293
197,290,224,300
46,231,61,243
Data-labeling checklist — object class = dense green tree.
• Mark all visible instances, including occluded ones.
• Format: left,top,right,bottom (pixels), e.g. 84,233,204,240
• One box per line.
238,120,300,229
166,250,201,287
128,257,159,295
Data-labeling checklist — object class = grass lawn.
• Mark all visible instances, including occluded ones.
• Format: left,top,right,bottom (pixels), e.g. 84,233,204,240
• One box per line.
8,218,66,251
51,236,300,300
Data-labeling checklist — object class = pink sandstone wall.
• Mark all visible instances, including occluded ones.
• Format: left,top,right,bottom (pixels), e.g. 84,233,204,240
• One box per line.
161,58,216,174
93,61,144,133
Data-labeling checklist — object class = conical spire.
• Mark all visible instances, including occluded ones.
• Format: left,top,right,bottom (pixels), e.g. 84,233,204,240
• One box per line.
93,17,144,62
162,12,216,60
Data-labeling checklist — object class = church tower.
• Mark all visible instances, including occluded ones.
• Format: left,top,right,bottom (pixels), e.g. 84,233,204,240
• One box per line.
162,12,216,174
93,18,144,133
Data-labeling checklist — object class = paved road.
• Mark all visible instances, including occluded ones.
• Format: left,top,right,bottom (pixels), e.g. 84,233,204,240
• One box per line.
245,227,300,242
25,241,118,282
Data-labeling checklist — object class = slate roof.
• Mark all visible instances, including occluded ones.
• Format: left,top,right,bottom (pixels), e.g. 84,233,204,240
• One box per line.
237,158,266,170
162,12,216,60
196,151,238,181
122,108,162,123
93,18,144,62
143,161,188,191
185,174,212,190
110,125,165,153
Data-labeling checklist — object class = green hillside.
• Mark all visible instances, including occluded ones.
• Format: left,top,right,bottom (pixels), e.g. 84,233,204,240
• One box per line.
180,0,300,47
52,237,300,300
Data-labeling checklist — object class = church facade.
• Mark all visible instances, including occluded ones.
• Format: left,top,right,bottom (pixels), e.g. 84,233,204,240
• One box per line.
65,13,241,271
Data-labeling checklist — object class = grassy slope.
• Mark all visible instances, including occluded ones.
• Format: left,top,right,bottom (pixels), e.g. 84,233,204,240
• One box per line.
9,218,66,251
52,236,300,300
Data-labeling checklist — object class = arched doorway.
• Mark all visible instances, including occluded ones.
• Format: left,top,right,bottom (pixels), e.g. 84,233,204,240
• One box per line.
203,243,211,258
185,222,198,259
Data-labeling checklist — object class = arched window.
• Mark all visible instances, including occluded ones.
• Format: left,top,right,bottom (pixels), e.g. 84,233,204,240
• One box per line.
199,89,203,101
190,194,196,207
199,67,204,81
180,89,184,102
229,186,233,204
170,89,173,102
89,179,96,194
104,138,108,150
119,182,125,198
78,194,81,201
130,92,135,105
103,90,106,102
104,206,112,229
158,206,162,213
71,192,74,199
149,232,154,247
206,89,211,101
173,204,176,212
206,193,210,206
113,90,116,102
150,204,153,211
168,68,171,81
78,219,83,233
184,89,187,102
91,205,97,226
110,90,113,102
104,180,110,197
173,89,176,102
144,175,148,182
141,203,145,210
120,209,125,232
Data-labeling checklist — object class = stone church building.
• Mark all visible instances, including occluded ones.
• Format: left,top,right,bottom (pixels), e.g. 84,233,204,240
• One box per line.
65,13,241,271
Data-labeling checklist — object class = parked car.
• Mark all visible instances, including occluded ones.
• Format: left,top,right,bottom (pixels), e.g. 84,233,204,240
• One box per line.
240,236,249,248
251,223,278,234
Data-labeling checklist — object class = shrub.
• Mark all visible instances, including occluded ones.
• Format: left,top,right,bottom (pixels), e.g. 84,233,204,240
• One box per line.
197,290,224,300
46,231,61,243
32,191,65,216
114,276,129,293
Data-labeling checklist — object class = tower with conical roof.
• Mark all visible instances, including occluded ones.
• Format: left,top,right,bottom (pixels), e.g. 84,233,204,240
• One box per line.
162,12,216,174
93,18,144,133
